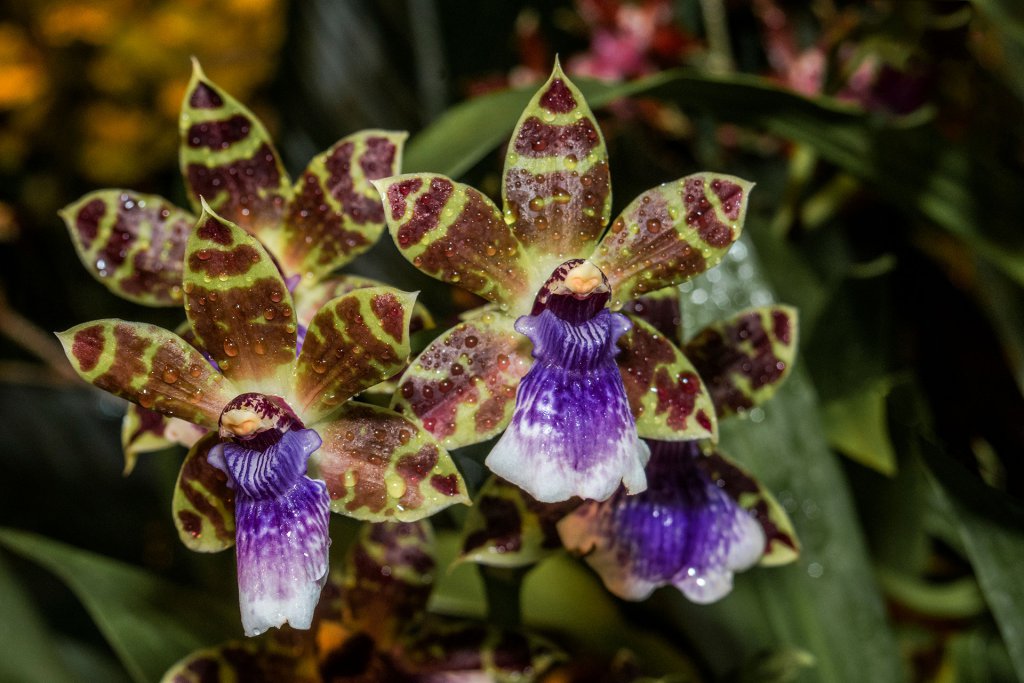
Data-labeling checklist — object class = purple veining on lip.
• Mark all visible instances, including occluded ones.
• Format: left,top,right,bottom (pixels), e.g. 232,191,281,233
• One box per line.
208,428,330,636
485,301,649,503
558,440,764,603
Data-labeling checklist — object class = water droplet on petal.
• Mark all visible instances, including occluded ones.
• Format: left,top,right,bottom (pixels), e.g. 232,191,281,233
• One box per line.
223,338,239,357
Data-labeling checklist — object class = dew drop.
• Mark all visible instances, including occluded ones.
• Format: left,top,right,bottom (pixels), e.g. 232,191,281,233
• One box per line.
223,338,239,357
496,354,510,370
528,196,544,212
313,359,328,374
162,368,179,384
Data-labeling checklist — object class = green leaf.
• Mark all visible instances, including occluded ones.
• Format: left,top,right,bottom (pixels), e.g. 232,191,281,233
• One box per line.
821,377,898,476
0,553,77,683
0,528,237,683
926,445,1024,680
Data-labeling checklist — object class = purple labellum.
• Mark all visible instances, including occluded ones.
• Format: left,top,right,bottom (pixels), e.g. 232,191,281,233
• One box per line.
558,440,764,603
208,428,331,636
486,299,649,503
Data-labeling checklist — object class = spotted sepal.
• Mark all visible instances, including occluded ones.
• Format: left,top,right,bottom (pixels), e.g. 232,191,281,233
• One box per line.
397,620,564,681
159,634,320,683
295,274,434,335
121,404,205,475
458,476,577,568
592,174,752,307
179,60,292,243
183,203,296,392
502,61,611,274
390,310,532,450
695,449,800,566
342,521,434,644
375,174,533,310
172,432,235,552
617,315,717,442
61,190,194,306
280,131,406,281
292,287,415,424
309,402,469,522
58,319,238,428
685,306,798,419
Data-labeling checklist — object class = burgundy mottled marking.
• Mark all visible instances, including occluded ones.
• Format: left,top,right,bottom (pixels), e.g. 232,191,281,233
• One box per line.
696,409,712,431
683,177,735,248
359,136,398,180
98,212,137,269
395,177,452,248
178,436,234,541
325,141,385,224
623,294,682,343
539,78,577,113
654,369,700,429
687,313,785,415
196,215,233,245
512,117,599,158
92,323,147,397
126,405,166,445
188,81,223,109
186,115,251,150
176,510,202,537
772,310,792,345
616,323,675,415
463,495,522,554
75,199,105,249
185,142,284,228
396,445,441,509
116,206,190,299
72,324,105,372
695,452,797,555
710,178,744,220
387,177,422,221
187,244,260,277
370,292,404,341
430,473,460,496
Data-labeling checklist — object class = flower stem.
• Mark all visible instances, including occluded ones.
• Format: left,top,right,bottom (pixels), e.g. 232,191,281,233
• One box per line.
479,565,528,630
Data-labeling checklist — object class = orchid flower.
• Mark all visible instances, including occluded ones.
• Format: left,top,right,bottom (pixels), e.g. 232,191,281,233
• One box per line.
460,304,801,604
374,62,751,503
59,205,468,636
59,60,428,473
161,521,562,682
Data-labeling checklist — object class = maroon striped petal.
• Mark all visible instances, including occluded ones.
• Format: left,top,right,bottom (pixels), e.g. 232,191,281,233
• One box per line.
622,286,683,344
121,404,205,475
376,174,534,311
61,190,194,306
591,174,752,307
617,314,717,442
183,204,297,392
502,61,611,275
291,287,415,424
179,60,292,249
172,432,235,552
309,402,469,522
390,310,532,450
685,306,798,418
281,131,406,281
294,274,434,336
58,319,238,429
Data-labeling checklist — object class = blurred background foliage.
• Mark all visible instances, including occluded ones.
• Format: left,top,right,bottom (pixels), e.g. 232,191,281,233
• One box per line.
2,0,1024,681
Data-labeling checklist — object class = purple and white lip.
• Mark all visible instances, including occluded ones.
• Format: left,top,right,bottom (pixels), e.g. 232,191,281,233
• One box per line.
486,260,649,503
209,394,331,636
558,439,765,603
